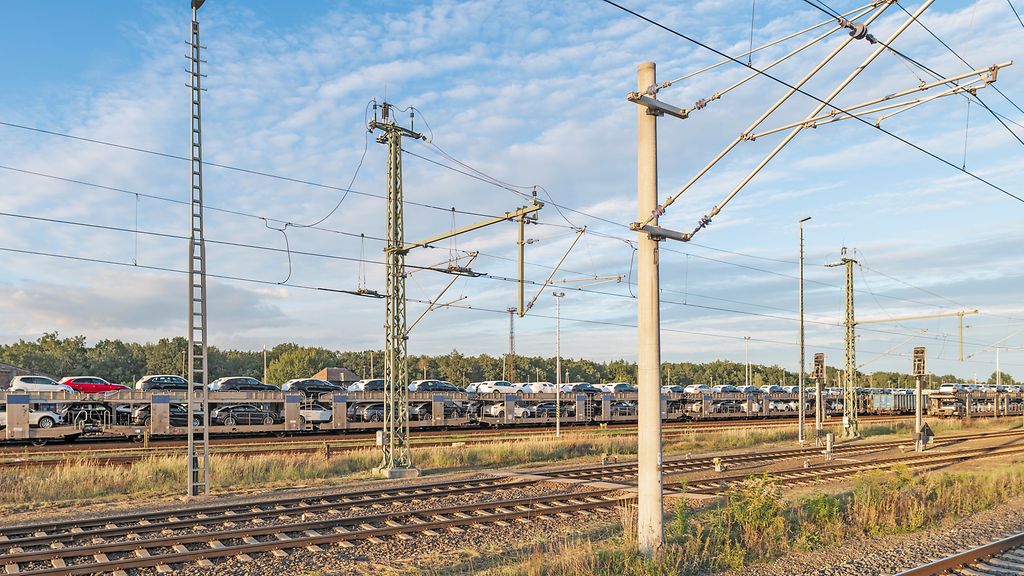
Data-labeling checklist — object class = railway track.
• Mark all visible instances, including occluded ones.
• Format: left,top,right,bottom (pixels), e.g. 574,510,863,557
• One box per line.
0,488,626,575
894,531,1024,575
0,415,915,469
537,426,1024,482
680,443,1024,495
4,432,1024,574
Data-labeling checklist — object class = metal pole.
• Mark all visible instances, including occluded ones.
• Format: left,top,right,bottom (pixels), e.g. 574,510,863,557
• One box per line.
827,249,859,438
814,352,824,446
844,257,857,437
636,61,663,555
518,218,525,315
996,346,1002,418
186,0,210,498
744,337,750,388
507,307,516,382
913,346,925,451
959,313,965,361
554,292,565,438
798,216,811,444
262,345,267,384
370,103,419,478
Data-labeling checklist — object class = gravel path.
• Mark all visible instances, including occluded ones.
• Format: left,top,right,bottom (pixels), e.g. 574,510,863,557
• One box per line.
722,494,1024,576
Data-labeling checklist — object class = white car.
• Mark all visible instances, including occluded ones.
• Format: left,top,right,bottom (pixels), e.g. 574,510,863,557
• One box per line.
8,376,76,394
517,382,557,394
683,384,711,394
483,401,533,418
937,384,964,393
0,409,64,429
472,380,520,394
299,402,332,426
347,379,385,392
601,383,637,394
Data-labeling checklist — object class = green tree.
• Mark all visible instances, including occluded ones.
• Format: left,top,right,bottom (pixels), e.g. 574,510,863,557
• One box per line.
88,340,146,384
987,371,1016,385
265,347,339,385
436,350,470,386
0,332,88,376
143,337,188,377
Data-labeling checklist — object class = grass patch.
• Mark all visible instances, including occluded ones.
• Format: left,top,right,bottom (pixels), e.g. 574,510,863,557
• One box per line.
0,435,637,508
486,462,1024,575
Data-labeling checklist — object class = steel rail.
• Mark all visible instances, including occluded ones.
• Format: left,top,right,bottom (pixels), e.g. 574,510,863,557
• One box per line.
0,478,547,550
0,490,627,575
0,415,915,468
683,443,1024,494
540,427,1024,480
0,476,525,540
893,531,1024,575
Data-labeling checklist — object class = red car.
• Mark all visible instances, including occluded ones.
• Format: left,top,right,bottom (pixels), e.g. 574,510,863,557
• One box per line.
58,376,129,394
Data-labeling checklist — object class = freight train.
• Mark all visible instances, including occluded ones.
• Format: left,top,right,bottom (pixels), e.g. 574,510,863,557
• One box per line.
0,386,1019,445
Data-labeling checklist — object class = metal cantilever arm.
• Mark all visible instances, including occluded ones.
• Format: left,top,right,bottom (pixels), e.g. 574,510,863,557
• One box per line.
854,309,978,326
682,0,937,242
746,62,1010,139
632,1,896,231
400,202,542,254
522,227,586,315
405,253,479,336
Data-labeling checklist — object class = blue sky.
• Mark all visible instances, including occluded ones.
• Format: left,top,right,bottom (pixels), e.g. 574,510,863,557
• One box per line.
1,0,1022,382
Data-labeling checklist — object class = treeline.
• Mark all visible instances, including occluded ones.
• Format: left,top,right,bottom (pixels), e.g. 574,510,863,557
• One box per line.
0,332,1013,388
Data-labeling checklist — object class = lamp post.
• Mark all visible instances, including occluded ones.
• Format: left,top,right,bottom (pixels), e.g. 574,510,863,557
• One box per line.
744,336,751,388
554,291,565,438
798,215,811,444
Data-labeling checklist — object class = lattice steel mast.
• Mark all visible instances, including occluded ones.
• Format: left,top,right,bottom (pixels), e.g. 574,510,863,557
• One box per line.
826,248,858,438
370,103,421,478
506,307,516,382
185,0,210,497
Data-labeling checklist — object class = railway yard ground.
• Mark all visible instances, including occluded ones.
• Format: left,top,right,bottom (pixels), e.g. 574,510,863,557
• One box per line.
3,417,1024,575
0,415,964,511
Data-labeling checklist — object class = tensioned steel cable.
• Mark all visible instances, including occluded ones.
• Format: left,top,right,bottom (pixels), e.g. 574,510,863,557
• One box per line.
601,0,1024,204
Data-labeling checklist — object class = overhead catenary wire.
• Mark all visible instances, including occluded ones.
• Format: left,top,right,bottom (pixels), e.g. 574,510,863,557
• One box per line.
0,158,996,320
0,121,517,221
601,0,1024,219
0,207,1008,351
0,204,989,336
0,124,970,317
1009,0,1024,30
656,2,876,89
3,243,1021,370
803,0,1024,149
3,153,1012,325
892,1,1024,118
